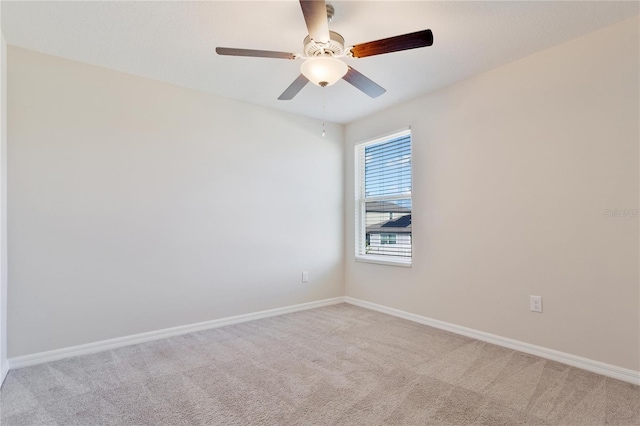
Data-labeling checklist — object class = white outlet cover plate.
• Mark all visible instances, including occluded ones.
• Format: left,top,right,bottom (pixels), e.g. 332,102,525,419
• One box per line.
530,295,543,313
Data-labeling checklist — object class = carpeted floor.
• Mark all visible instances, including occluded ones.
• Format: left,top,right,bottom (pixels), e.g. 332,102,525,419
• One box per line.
1,303,639,425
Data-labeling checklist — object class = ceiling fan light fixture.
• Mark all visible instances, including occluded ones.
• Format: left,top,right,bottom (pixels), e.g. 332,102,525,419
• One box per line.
300,56,348,87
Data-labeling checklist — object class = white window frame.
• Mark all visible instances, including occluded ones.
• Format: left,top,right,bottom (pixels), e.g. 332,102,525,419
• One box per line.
355,128,412,267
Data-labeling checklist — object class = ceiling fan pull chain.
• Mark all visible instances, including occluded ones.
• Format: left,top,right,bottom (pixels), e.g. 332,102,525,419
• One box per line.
322,90,326,137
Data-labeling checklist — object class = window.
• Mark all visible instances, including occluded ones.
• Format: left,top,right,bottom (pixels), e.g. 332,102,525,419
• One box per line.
355,129,412,266
380,234,397,245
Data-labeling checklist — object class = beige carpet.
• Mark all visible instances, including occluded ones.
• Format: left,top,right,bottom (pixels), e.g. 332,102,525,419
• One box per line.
0,303,638,425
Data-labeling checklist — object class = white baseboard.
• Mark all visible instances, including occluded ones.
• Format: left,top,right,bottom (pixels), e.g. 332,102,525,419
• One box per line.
345,297,640,386
8,296,639,386
8,296,346,370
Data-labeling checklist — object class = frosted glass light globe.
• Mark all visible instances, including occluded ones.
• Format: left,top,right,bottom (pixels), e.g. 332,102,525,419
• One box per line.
300,57,348,87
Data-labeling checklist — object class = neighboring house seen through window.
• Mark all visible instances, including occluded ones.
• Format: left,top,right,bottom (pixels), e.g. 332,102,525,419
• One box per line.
355,129,412,266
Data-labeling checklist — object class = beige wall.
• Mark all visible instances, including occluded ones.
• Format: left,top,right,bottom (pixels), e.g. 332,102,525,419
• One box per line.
7,47,344,357
0,29,7,382
344,17,639,371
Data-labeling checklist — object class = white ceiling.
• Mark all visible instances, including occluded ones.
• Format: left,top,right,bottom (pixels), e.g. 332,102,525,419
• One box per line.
2,1,638,124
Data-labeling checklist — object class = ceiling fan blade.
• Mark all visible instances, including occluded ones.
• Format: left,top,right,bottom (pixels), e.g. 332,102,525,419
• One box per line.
278,74,310,100
350,29,433,58
342,66,386,98
216,47,296,60
299,0,330,43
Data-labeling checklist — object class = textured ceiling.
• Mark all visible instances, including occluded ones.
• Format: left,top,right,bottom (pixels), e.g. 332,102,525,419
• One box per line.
2,1,638,124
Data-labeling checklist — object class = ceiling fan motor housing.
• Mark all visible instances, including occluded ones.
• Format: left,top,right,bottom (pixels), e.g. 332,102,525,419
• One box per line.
303,31,346,57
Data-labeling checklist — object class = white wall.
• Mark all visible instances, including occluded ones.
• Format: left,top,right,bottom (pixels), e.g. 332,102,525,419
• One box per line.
7,47,344,358
0,27,8,383
344,17,639,371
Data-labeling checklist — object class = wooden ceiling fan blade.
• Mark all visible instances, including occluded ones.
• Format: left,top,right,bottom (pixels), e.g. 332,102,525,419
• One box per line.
278,74,310,100
299,0,330,43
350,29,433,58
342,67,386,98
216,47,296,60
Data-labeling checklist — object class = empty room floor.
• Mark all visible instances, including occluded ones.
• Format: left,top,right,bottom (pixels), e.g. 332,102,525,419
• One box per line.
1,304,638,425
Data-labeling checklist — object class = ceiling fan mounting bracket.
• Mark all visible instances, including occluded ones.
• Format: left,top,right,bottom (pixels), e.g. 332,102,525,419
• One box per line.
326,4,335,23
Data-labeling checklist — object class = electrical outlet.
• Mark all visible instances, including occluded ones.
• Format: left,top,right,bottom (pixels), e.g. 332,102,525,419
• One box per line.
302,271,309,283
530,295,542,313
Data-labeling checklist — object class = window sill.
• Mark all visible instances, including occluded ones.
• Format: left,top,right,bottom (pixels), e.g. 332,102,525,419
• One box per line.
355,255,412,268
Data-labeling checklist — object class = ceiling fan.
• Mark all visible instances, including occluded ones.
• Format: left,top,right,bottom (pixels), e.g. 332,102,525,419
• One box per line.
216,0,433,100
